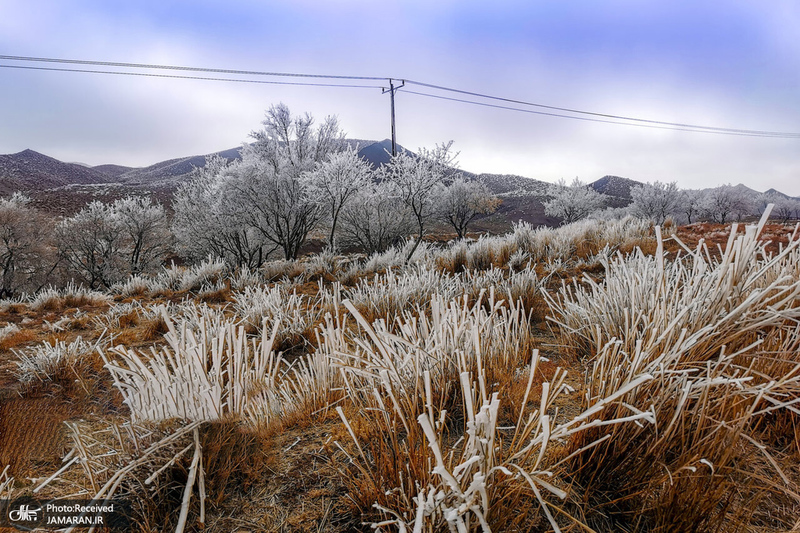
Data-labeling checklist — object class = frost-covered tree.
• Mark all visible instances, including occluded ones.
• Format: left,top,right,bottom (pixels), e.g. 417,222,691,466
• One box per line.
111,196,170,275
759,191,800,223
383,141,459,260
229,154,321,261
679,189,705,224
0,193,55,297
173,155,274,268
305,146,373,251
56,201,126,289
436,177,500,239
339,182,415,254
629,181,681,225
230,103,346,259
543,177,606,225
702,184,755,223
174,104,346,263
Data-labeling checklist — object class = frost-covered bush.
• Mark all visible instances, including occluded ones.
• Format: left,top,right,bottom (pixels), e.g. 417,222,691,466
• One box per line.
345,266,461,320
102,308,291,423
29,283,109,311
232,285,315,344
15,336,97,382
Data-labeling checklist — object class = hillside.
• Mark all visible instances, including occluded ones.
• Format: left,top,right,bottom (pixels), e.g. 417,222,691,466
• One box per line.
0,149,110,195
111,146,244,186
92,164,135,179
590,175,642,199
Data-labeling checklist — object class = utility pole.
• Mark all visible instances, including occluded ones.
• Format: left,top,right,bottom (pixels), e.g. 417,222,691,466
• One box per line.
383,79,404,156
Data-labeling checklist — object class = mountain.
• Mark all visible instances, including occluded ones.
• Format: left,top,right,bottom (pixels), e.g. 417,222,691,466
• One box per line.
590,175,642,199
764,188,800,201
108,146,243,187
0,149,110,195
89,140,404,187
348,138,417,168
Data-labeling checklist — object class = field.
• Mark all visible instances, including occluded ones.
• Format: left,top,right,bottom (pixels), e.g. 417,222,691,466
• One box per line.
0,215,798,532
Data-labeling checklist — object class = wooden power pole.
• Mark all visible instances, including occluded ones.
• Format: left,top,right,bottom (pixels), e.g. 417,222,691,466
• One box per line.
383,79,404,156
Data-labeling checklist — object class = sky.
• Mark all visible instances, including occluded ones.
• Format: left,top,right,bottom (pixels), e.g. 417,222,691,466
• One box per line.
1,0,799,195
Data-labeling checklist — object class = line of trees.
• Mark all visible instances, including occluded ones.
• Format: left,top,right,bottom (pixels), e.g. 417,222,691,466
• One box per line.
0,194,169,295
545,179,800,226
172,104,500,264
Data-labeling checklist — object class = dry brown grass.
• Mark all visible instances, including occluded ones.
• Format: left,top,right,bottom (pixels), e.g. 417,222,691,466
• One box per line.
0,327,36,351
0,396,77,476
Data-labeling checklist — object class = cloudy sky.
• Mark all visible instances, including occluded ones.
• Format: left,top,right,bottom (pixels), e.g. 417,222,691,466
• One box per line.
1,0,799,194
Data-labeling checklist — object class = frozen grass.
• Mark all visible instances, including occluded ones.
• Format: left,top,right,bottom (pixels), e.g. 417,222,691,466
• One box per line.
328,292,653,531
229,264,263,291
111,274,159,297
27,213,800,531
547,212,800,530
0,323,20,342
110,257,229,297
165,257,228,293
102,307,293,423
362,240,434,274
344,266,462,323
261,258,306,283
232,284,318,347
0,465,13,499
14,336,102,383
513,215,654,263
29,282,109,311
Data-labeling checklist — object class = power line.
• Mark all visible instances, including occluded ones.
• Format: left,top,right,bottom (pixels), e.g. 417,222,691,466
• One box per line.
399,89,800,138
403,79,800,137
0,54,387,81
2,54,799,138
0,64,384,89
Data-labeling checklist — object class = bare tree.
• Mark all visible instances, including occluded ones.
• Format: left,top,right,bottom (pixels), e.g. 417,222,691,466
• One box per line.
339,182,415,254
305,146,373,251
0,193,56,297
436,177,500,239
383,142,458,260
629,181,681,225
543,177,606,224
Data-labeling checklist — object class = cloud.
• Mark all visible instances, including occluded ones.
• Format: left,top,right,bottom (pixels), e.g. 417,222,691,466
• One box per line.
1,0,798,195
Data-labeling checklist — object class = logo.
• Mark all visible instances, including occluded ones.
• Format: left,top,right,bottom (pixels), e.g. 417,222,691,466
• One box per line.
9,504,41,522
1,498,131,530
3,498,45,530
